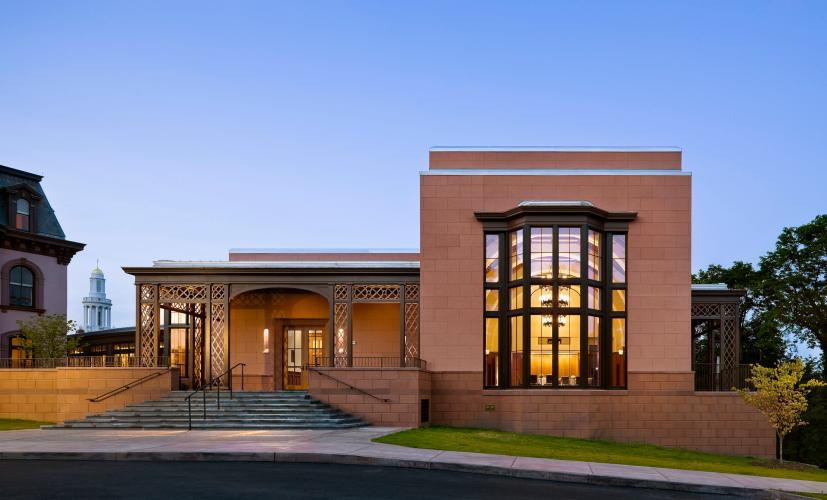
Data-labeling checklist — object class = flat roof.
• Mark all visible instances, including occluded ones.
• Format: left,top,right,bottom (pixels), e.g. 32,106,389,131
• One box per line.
421,169,691,176
691,283,729,291
229,248,419,254
149,260,420,269
429,146,682,153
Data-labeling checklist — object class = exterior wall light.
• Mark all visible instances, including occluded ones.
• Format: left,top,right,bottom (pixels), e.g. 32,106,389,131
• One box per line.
337,328,345,354
263,328,270,353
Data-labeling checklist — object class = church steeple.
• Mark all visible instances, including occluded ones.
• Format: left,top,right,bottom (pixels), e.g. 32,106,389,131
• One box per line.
82,261,112,331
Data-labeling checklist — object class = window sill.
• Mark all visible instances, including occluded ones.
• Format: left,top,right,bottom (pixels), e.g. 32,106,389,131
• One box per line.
0,305,45,314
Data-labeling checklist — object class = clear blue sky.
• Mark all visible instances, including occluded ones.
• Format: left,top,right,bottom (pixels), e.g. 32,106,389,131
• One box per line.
1,1,825,356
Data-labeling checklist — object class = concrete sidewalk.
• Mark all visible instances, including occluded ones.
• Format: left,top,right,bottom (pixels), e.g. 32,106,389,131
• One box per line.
0,427,824,497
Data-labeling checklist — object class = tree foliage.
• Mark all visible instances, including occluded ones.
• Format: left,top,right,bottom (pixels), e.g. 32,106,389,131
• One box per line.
760,214,827,369
15,314,79,358
738,360,825,462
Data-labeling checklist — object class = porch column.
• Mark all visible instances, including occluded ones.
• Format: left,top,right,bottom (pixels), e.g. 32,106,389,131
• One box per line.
333,284,351,367
136,284,159,367
399,285,407,367
208,284,229,384
720,301,739,389
403,284,420,367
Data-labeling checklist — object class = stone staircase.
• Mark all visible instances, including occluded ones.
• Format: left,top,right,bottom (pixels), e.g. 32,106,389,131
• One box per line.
47,391,368,430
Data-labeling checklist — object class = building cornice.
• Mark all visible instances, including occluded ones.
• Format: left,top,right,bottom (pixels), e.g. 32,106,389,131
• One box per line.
0,226,85,265
474,203,637,232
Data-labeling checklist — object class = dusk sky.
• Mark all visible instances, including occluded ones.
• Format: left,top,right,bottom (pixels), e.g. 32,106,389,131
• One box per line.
1,1,825,358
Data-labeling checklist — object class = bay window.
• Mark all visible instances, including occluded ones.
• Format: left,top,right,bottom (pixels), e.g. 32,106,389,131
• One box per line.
476,202,634,390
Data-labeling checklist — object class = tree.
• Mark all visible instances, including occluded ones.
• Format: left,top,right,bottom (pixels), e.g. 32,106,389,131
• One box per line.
15,314,80,359
739,360,825,462
693,262,788,367
760,214,827,370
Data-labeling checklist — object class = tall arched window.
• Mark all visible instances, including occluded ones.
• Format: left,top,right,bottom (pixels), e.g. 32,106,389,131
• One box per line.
9,265,34,307
15,198,30,231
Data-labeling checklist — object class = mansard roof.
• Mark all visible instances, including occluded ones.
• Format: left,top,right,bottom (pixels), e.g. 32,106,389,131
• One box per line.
0,164,66,239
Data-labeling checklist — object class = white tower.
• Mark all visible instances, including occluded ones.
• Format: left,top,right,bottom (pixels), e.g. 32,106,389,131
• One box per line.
82,262,112,332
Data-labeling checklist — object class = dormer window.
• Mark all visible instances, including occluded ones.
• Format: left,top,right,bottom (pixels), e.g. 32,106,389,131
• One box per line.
15,198,30,231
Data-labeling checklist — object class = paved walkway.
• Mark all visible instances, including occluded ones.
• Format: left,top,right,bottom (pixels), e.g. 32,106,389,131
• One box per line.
0,427,825,497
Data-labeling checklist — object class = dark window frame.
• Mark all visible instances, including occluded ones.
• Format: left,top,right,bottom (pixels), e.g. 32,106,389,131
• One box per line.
9,265,35,308
476,205,635,390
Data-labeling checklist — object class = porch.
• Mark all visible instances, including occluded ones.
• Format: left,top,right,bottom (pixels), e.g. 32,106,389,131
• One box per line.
124,261,422,392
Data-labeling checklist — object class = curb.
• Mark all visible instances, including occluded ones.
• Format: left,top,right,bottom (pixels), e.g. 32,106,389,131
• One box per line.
0,449,800,498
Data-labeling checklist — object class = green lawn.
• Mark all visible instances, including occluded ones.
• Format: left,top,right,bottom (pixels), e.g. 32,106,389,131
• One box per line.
375,426,827,483
0,419,51,431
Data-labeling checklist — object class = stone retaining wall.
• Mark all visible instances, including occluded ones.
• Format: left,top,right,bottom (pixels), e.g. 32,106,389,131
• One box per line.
308,368,431,427
0,367,176,423
429,371,775,458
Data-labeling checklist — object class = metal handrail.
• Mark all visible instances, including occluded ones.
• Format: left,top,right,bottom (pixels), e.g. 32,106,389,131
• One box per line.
87,368,170,403
308,367,391,403
309,356,427,370
0,356,170,369
185,363,246,430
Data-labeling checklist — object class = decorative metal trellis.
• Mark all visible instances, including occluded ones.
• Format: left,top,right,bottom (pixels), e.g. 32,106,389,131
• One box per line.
352,284,401,302
332,282,421,368
334,302,349,367
691,297,741,390
404,302,420,364
136,282,229,386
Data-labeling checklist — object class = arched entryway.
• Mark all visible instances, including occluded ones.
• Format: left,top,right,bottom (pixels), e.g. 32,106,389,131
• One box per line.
230,287,330,391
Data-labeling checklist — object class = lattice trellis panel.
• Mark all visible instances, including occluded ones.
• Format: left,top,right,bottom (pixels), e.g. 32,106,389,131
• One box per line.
159,284,208,303
352,284,401,302
691,303,721,318
334,302,349,367
721,317,737,369
140,284,156,301
404,302,420,364
405,284,420,302
211,284,226,301
139,303,157,367
722,303,737,318
210,302,226,378
193,303,204,387
720,316,738,388
334,285,349,301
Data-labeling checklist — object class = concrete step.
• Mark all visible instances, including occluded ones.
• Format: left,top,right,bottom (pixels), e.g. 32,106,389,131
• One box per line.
56,390,368,430
67,417,363,425
48,421,367,430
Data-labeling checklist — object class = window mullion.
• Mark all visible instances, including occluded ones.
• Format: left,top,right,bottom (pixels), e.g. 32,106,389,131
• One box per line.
551,225,559,387
602,232,612,388
522,225,530,388
580,225,588,388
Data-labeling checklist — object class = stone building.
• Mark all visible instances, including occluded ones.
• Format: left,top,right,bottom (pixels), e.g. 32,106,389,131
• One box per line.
122,148,772,456
0,165,84,358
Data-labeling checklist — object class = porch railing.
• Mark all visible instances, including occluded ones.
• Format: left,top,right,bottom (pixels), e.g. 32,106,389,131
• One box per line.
309,356,427,370
0,356,170,369
694,363,752,391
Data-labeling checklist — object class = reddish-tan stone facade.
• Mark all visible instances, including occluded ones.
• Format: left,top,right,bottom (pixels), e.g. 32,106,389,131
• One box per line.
416,148,774,457
113,147,773,459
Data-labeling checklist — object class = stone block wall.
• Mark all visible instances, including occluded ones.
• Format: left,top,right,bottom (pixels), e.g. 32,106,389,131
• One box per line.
0,367,175,423
428,371,774,458
308,368,431,427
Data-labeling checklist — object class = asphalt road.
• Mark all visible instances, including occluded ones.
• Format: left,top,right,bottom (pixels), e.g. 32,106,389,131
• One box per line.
1,461,739,499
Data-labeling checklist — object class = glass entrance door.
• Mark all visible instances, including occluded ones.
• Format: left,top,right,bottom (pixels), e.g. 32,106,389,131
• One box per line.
284,328,303,389
283,327,324,390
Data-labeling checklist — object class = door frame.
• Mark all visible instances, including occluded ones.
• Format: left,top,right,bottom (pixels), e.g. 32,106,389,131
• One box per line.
276,319,326,391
